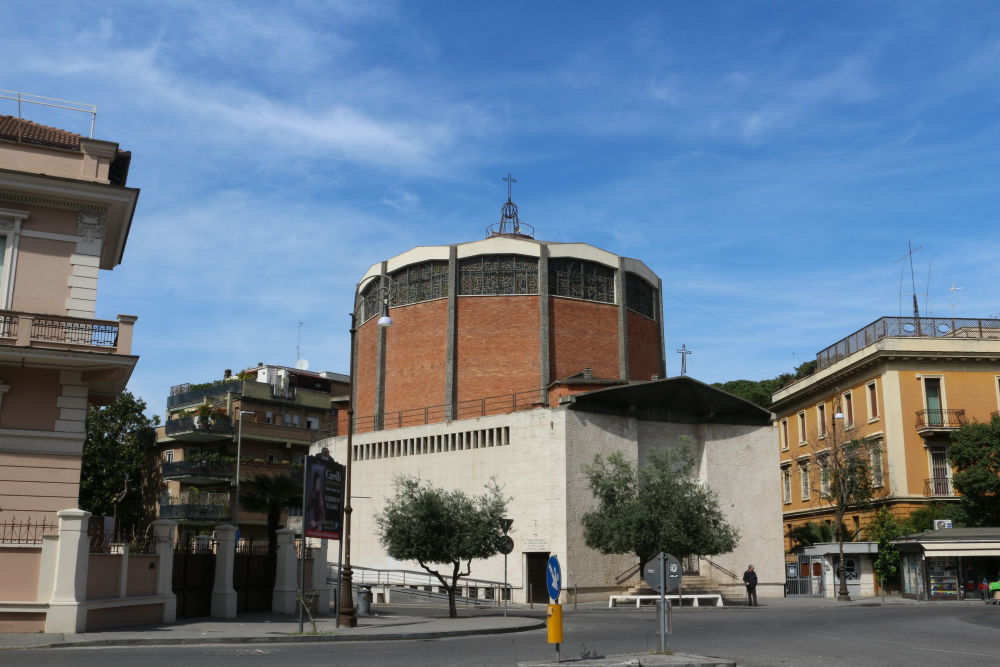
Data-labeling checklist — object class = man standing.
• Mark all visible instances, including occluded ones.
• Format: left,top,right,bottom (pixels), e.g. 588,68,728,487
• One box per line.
743,564,758,607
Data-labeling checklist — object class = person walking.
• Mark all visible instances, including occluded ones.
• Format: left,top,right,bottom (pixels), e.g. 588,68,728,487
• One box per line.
743,564,758,607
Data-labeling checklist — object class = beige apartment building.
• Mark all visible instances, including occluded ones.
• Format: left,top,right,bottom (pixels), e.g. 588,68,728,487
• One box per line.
0,115,140,525
772,316,1000,550
155,364,348,546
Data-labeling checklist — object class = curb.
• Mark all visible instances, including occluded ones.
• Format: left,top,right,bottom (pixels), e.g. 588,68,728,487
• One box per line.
9,620,547,650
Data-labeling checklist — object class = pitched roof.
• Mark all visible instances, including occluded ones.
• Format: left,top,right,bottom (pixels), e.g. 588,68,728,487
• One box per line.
0,115,82,151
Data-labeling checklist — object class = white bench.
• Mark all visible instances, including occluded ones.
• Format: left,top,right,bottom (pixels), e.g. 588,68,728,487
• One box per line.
609,593,723,608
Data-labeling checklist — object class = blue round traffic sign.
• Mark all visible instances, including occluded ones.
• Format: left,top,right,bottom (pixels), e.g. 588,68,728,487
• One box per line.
546,554,561,602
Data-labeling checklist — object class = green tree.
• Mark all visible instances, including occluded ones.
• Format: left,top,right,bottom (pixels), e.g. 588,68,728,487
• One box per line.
865,507,902,604
899,500,965,534
581,441,738,571
79,391,160,534
375,477,509,618
713,361,816,408
240,473,302,555
949,416,1000,526
787,521,855,552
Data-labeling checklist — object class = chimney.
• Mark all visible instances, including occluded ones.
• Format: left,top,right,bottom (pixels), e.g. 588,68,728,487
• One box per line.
583,367,593,380
651,373,659,380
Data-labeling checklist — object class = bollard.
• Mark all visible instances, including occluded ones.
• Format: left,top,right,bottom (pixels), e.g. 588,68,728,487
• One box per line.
547,603,563,662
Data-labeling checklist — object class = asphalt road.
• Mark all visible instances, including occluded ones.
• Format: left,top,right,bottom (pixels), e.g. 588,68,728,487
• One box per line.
5,602,1000,667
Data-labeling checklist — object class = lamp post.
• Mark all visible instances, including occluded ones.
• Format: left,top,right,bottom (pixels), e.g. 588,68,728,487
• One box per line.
340,275,394,628
234,410,255,542
831,389,851,602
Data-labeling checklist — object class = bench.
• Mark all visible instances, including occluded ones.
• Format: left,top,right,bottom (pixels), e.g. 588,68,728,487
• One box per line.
609,593,723,608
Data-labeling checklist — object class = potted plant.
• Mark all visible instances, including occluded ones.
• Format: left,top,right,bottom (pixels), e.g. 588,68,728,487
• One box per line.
194,403,213,429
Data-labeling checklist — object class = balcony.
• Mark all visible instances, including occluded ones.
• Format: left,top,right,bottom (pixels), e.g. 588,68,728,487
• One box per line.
161,459,234,485
915,409,967,434
0,310,135,355
924,477,955,497
164,415,234,442
239,420,320,445
816,316,1000,370
159,492,230,522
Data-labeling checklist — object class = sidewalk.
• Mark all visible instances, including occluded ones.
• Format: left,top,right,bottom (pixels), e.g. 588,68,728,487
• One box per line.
0,609,546,650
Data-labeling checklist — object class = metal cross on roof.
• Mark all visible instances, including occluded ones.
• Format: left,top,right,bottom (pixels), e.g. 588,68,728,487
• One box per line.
504,172,517,200
676,344,692,376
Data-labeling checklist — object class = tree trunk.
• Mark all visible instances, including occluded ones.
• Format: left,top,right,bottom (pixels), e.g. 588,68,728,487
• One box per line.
448,561,460,618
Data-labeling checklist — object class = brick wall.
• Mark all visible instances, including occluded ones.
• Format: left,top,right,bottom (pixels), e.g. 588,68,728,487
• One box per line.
354,318,379,421
549,297,620,381
455,295,541,401
627,310,662,380
383,299,449,415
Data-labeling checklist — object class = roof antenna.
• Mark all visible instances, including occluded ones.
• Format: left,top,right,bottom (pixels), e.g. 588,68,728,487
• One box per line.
948,282,963,315
894,241,922,322
295,321,310,370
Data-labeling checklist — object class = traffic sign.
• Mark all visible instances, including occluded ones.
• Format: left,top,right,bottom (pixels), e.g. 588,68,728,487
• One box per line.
499,536,514,554
500,518,514,534
546,555,561,602
643,553,682,594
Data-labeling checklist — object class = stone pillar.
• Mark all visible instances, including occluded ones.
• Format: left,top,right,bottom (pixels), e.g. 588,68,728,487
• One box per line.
272,529,297,614
310,539,330,612
211,524,237,619
151,520,177,623
45,508,91,633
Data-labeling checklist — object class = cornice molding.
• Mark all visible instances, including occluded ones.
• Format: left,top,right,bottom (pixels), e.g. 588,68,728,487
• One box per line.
0,189,107,215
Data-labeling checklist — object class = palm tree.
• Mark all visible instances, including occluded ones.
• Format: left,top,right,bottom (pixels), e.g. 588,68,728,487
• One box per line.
788,521,856,552
239,473,302,555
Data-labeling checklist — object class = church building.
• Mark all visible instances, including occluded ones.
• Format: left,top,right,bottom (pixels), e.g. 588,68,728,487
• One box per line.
316,185,783,603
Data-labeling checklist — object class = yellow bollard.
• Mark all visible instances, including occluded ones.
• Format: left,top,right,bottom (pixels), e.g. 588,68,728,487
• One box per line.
547,603,563,643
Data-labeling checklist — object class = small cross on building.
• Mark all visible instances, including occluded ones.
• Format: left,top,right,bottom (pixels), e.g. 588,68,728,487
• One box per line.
676,344,692,376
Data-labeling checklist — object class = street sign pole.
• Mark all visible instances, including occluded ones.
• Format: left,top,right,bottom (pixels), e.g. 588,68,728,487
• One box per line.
658,552,667,654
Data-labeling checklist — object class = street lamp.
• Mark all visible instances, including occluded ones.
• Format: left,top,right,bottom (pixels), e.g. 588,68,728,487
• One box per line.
234,410,255,541
831,388,851,602
341,275,395,628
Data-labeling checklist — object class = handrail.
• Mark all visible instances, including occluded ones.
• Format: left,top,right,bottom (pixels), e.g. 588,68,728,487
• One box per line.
700,556,740,580
615,562,641,584
328,563,512,591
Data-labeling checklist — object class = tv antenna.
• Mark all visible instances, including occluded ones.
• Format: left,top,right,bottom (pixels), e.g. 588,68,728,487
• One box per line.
948,282,964,315
894,241,922,320
295,321,309,370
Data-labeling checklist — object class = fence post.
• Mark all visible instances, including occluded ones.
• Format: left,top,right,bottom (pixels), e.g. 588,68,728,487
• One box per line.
272,528,297,614
211,524,237,618
151,520,177,623
45,508,91,633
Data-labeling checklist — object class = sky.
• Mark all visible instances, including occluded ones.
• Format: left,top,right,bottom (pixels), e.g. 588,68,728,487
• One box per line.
4,1,1000,418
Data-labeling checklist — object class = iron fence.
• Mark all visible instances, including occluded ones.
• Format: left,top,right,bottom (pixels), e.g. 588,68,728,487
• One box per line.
915,409,967,429
924,477,955,497
0,516,55,544
88,520,160,554
816,316,1000,370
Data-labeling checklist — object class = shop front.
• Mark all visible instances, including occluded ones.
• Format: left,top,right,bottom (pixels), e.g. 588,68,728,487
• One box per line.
896,528,1000,601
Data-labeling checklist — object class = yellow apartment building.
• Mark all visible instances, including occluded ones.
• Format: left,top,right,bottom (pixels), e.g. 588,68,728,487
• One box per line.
771,316,1000,552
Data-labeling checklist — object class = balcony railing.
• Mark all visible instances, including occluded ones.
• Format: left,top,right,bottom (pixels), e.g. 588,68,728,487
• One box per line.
0,310,136,355
915,409,967,431
159,492,231,521
816,316,1000,370
924,477,955,496
167,380,243,410
164,415,234,438
161,459,234,480
348,388,547,435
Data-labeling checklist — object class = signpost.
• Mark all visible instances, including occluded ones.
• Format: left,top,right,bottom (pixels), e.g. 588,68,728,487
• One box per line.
500,519,513,616
643,552,682,654
546,555,563,663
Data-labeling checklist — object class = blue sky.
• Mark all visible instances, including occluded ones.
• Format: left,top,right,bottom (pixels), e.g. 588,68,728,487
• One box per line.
4,1,1000,417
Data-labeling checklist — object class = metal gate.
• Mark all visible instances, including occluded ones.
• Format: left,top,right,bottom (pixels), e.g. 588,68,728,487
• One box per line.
173,538,216,618
785,555,825,597
234,539,276,613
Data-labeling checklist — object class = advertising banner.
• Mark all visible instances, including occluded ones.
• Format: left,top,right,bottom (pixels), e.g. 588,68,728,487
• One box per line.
304,453,345,540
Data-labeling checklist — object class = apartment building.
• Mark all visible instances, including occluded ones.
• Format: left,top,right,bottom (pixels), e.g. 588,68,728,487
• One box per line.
0,116,140,524
155,364,348,543
771,316,1000,549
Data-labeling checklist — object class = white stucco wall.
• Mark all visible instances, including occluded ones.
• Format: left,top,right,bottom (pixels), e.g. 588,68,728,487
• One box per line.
315,404,781,602
316,408,569,602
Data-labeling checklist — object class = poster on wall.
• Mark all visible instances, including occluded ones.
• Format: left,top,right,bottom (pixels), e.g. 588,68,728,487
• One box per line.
304,451,345,540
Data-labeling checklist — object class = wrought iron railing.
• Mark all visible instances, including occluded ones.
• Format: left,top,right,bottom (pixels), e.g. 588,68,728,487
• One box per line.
925,477,955,496
31,315,118,347
0,516,55,544
915,409,967,430
160,492,231,521
351,388,547,435
816,316,1000,370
